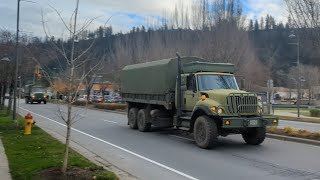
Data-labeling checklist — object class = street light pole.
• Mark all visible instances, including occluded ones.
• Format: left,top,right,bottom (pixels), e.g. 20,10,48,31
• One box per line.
13,0,20,121
297,34,301,118
289,32,300,118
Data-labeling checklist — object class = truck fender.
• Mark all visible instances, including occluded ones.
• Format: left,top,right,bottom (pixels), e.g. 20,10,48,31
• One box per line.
190,106,213,132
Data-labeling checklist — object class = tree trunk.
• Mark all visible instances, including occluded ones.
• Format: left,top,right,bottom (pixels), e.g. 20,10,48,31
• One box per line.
7,83,13,116
62,102,72,174
0,84,3,110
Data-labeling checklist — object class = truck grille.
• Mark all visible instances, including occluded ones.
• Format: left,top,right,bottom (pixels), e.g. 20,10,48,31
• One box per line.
226,94,258,114
34,93,44,98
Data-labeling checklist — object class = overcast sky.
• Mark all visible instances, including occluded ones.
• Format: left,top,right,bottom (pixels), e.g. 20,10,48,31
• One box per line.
0,0,287,38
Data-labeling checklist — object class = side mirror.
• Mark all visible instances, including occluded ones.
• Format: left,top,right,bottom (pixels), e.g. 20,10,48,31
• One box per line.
181,85,187,91
239,79,245,90
192,84,197,93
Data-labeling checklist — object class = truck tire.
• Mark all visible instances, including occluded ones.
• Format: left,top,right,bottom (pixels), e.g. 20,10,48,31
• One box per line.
128,108,138,129
193,116,218,149
242,127,266,145
137,109,151,132
43,101,47,104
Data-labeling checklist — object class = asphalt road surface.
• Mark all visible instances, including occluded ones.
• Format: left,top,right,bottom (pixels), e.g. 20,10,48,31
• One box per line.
279,120,320,132
17,102,320,180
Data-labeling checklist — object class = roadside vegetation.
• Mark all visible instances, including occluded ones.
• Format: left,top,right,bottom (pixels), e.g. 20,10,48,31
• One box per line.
310,109,320,117
0,111,117,180
267,126,320,141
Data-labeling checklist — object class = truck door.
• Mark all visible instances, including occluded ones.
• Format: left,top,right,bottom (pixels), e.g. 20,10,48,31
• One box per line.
184,75,199,111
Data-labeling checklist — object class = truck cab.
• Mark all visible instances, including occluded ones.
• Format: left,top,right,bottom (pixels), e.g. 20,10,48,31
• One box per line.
25,85,48,104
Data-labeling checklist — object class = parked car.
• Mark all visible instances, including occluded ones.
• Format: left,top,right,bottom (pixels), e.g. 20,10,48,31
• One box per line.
77,95,88,102
92,96,103,103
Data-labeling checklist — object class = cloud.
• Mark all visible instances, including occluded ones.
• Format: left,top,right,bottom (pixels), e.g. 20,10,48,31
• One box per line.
245,0,288,23
0,0,288,37
0,0,193,37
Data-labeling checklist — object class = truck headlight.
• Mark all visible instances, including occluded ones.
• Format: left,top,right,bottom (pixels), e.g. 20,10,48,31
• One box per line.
210,106,216,111
217,108,223,114
32,95,35,98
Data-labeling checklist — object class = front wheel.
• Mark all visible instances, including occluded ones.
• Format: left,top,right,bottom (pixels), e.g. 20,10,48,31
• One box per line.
242,127,266,145
193,116,218,149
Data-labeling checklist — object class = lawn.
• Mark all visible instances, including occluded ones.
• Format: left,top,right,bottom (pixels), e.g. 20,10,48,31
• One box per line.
0,111,117,180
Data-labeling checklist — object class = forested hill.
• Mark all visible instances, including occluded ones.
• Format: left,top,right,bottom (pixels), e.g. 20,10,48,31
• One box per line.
1,0,319,90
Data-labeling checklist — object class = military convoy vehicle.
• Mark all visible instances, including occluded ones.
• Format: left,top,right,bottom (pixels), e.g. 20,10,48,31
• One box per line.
120,56,278,149
24,84,47,104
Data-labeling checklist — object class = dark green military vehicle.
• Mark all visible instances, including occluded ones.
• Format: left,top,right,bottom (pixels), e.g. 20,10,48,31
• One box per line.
121,56,278,149
25,84,47,104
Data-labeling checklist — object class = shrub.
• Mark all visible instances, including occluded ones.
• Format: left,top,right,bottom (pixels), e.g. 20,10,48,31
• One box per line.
72,101,92,106
283,126,293,134
94,103,127,111
309,109,320,117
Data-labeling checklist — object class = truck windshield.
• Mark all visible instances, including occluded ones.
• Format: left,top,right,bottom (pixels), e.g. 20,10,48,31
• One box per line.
32,87,45,92
197,74,239,91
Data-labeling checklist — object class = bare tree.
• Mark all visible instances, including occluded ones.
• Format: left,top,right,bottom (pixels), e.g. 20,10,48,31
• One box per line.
285,0,320,46
40,0,110,175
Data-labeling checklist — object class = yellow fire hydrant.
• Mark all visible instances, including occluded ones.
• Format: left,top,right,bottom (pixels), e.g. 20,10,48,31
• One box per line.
25,113,35,135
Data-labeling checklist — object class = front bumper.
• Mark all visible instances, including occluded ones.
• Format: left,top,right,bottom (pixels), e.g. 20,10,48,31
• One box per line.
222,116,278,128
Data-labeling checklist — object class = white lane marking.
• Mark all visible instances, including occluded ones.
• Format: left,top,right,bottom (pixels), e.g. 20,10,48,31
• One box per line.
103,120,118,124
169,135,194,142
19,107,198,180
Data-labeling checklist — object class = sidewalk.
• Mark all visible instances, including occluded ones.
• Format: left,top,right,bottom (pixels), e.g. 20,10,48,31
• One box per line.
274,110,320,119
0,138,11,180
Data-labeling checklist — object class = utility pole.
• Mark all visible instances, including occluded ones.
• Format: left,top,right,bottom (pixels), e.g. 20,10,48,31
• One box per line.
13,0,20,121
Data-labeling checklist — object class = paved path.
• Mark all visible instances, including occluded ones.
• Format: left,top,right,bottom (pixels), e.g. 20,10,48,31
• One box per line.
0,139,11,180
15,102,320,180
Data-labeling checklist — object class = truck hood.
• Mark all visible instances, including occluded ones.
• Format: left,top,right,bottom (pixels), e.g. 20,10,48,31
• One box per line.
201,89,248,106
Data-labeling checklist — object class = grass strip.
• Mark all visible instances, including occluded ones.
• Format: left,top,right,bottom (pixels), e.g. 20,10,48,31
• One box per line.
0,111,117,180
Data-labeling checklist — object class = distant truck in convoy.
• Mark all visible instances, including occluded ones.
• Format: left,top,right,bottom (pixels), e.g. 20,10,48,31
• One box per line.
24,84,48,104
120,56,278,149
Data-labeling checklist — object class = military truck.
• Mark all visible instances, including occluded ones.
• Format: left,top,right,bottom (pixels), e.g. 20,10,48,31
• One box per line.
24,84,47,104
121,56,278,149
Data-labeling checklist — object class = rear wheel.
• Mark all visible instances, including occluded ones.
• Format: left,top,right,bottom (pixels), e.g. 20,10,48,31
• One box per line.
43,101,47,104
128,108,138,129
137,109,151,132
193,116,218,149
242,127,266,145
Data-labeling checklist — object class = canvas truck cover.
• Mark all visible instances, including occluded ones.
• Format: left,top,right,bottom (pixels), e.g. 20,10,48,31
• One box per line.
120,56,234,96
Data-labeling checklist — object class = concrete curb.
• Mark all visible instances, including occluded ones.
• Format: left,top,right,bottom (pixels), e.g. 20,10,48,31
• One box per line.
266,133,320,146
0,138,12,180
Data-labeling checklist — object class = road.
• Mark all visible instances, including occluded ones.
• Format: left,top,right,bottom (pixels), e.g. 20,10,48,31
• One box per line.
279,120,320,132
16,102,320,180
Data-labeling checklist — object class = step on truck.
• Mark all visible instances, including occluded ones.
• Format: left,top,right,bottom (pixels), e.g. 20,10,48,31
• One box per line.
120,55,278,149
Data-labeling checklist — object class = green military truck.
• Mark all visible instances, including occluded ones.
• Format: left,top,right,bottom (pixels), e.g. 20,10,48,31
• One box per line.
121,56,278,149
24,84,48,104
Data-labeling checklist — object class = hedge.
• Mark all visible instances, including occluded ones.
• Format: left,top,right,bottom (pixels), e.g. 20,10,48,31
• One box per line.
94,103,127,111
